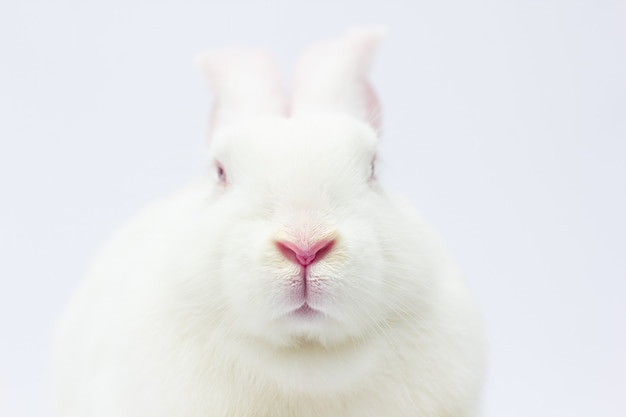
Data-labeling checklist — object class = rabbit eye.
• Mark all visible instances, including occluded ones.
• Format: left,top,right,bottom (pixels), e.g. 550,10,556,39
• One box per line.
215,162,227,185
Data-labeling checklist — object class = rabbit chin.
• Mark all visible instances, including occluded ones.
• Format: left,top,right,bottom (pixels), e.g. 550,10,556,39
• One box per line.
218,285,382,393
231,317,383,395
240,303,367,349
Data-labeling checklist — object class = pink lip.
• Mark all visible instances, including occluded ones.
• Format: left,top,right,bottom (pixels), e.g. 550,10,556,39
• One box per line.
292,303,320,317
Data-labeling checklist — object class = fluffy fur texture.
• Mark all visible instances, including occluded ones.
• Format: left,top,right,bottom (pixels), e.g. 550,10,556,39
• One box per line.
54,28,485,417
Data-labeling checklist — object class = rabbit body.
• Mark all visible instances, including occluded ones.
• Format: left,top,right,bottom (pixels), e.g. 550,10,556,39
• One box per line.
54,30,485,417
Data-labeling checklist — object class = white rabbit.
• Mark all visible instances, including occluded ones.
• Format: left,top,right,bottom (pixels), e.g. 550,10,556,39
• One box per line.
53,28,485,417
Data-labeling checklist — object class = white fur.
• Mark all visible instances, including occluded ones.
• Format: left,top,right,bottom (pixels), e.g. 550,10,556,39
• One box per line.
53,30,485,417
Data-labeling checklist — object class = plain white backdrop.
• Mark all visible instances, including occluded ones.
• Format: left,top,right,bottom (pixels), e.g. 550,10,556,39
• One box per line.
1,1,624,416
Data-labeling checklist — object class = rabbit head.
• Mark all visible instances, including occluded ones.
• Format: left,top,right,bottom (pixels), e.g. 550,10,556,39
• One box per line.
192,28,427,353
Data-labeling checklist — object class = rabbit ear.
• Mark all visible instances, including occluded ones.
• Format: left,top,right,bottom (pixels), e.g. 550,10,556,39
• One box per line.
197,48,286,137
289,27,385,133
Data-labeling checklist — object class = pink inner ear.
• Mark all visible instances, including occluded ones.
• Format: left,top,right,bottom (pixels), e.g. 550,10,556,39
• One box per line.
209,100,219,133
363,81,381,132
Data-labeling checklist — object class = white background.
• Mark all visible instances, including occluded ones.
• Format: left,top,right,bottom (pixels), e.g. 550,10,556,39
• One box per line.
1,1,624,416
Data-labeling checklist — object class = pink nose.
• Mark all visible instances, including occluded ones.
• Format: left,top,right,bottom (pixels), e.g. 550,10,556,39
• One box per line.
276,239,335,267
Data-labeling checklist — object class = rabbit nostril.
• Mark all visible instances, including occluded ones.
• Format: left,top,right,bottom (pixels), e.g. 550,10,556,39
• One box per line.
276,242,299,265
275,239,335,267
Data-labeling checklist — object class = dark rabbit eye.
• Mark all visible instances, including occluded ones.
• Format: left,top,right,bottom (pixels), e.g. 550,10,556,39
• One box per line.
216,162,227,184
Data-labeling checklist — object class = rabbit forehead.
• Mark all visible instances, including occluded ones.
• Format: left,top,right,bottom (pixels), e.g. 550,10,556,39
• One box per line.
213,114,376,151
211,114,378,175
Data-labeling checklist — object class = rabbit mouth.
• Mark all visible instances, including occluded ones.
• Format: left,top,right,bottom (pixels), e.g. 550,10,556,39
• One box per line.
290,303,322,318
